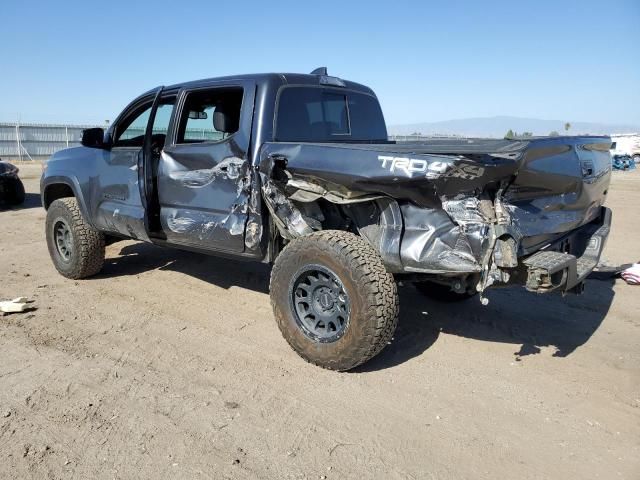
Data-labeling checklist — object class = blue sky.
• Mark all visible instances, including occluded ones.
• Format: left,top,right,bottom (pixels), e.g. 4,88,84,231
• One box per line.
1,0,638,126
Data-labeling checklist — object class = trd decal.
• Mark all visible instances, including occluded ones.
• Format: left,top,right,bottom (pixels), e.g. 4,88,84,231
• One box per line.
378,155,485,179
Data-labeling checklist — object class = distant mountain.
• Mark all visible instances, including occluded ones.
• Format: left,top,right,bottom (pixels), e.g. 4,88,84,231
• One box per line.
388,116,640,138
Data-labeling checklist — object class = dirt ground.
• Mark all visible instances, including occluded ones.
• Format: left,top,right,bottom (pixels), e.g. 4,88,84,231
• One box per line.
1,163,639,480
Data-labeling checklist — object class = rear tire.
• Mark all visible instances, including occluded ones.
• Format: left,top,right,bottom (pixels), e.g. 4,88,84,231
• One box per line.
270,230,399,371
414,281,477,302
46,198,105,279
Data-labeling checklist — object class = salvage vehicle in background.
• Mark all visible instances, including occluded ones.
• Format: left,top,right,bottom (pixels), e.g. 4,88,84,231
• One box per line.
0,159,25,206
611,154,635,171
40,69,612,370
610,133,640,166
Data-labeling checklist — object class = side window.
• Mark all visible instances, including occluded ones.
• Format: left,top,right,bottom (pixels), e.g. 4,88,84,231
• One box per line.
113,99,175,148
152,103,174,135
176,87,244,143
113,104,152,147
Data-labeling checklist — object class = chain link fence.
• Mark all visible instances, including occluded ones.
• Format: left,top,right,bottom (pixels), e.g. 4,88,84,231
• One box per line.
0,122,105,162
0,122,470,162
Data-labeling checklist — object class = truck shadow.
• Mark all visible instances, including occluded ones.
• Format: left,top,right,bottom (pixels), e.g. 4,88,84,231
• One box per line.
100,241,616,372
356,278,616,372
98,241,270,293
0,193,42,211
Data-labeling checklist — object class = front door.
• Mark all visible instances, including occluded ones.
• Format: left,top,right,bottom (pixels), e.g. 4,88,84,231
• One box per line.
157,83,255,253
93,91,175,241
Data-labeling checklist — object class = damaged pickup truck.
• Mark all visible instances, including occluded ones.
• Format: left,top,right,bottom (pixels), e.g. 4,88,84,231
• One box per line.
41,69,612,370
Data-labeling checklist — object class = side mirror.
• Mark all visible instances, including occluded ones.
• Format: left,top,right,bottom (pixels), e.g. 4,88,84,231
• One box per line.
81,128,105,148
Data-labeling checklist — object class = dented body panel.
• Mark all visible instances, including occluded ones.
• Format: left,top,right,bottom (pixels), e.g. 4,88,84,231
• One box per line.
258,136,611,282
41,71,612,295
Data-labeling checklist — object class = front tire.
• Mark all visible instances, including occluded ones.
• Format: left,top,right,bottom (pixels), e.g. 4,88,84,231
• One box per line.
46,198,105,279
270,230,399,371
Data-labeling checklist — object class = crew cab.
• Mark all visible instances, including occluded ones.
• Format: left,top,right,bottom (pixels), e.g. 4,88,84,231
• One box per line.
41,69,612,370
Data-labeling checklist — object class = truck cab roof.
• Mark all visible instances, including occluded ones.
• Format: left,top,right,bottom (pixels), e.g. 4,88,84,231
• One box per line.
136,71,376,100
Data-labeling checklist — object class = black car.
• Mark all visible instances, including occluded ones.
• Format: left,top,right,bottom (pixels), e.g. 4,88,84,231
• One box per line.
0,159,25,205
40,69,612,370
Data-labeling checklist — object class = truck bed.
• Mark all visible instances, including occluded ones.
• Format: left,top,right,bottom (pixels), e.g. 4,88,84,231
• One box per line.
260,135,612,271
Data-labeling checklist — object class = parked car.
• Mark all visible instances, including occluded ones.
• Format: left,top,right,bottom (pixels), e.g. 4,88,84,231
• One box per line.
40,69,612,370
612,154,635,171
0,158,25,205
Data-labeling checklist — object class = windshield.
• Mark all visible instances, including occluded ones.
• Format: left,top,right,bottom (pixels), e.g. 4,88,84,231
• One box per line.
275,87,387,142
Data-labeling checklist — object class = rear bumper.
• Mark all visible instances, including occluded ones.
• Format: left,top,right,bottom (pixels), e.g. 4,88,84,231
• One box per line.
522,207,612,293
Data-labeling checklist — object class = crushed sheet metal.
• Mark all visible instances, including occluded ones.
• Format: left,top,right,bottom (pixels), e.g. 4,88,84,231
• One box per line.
441,197,492,225
259,142,522,209
166,156,244,187
400,204,482,273
286,177,386,204
166,205,247,240
245,220,263,249
261,174,314,239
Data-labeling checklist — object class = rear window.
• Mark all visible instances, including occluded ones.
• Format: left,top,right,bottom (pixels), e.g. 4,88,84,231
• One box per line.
275,87,387,142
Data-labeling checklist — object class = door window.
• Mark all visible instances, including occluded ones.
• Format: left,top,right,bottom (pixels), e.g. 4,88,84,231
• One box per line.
152,103,174,134
176,87,244,143
113,99,176,148
113,104,153,147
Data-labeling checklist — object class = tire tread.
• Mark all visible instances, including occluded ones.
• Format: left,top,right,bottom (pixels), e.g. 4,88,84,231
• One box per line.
270,230,399,371
46,198,105,279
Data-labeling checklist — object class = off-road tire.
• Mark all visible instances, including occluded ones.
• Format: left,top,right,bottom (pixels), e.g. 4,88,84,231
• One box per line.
270,230,399,371
46,198,105,279
8,178,25,205
414,281,477,302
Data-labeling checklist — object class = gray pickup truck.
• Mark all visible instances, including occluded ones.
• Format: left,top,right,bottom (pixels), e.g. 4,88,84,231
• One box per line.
41,68,612,370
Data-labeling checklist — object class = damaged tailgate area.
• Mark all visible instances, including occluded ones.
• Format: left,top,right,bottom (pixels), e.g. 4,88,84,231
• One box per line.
258,136,612,296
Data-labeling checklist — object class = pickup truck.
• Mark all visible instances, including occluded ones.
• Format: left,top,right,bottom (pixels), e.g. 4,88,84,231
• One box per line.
41,68,612,371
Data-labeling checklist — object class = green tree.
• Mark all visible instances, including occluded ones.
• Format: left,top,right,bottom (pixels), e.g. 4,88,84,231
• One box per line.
564,122,571,132
521,131,533,137
549,130,560,136
505,129,515,139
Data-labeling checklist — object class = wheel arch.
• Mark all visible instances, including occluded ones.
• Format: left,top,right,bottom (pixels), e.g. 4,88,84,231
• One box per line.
42,176,95,228
264,188,404,272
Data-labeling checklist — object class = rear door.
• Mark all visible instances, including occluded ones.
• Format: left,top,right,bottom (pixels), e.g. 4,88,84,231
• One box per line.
157,81,256,252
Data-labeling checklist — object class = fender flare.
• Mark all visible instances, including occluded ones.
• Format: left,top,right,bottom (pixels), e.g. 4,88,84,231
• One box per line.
41,174,95,229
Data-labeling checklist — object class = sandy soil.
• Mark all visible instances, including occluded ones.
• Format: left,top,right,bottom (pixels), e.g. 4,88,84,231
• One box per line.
1,164,639,480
